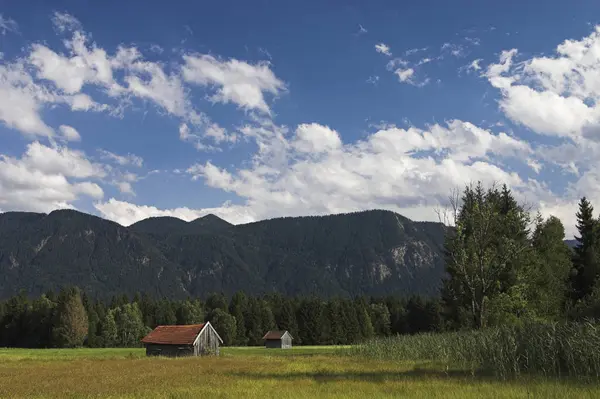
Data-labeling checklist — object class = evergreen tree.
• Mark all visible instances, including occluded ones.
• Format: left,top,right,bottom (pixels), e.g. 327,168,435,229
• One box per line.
154,299,177,325
369,302,391,336
296,298,323,345
321,299,344,344
274,298,298,339
340,299,361,343
86,306,100,347
25,295,55,347
229,292,248,345
571,197,600,301
52,288,88,348
354,298,375,341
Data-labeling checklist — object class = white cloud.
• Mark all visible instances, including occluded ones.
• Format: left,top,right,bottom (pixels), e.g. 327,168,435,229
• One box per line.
468,59,482,72
393,68,429,86
176,119,540,232
58,125,81,142
51,12,81,33
24,142,106,179
0,14,18,35
98,149,143,167
292,123,342,154
481,25,600,237
375,43,392,56
181,54,286,114
0,142,104,213
95,198,255,226
395,68,415,82
0,62,54,137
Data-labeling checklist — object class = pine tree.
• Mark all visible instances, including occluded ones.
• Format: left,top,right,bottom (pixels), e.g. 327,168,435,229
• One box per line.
52,288,88,348
275,298,298,338
571,197,600,301
354,298,375,341
369,302,391,336
154,299,177,325
296,298,323,345
229,292,248,345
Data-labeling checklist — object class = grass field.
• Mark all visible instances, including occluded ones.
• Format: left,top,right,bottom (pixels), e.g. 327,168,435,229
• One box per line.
1,346,599,398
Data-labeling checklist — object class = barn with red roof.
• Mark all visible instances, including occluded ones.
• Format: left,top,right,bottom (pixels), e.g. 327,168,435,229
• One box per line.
141,322,223,357
262,330,293,349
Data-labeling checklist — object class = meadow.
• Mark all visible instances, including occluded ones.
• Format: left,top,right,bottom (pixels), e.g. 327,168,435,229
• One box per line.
1,346,600,398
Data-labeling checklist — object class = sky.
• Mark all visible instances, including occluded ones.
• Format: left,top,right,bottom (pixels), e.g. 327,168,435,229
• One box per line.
1,0,600,239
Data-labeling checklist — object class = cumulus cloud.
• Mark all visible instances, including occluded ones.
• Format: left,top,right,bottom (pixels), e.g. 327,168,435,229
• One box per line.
176,119,540,233
181,54,286,114
0,62,54,137
292,123,342,154
481,25,600,236
95,198,255,226
0,142,104,213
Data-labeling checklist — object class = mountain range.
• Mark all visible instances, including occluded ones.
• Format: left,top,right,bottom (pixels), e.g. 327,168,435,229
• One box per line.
0,209,449,300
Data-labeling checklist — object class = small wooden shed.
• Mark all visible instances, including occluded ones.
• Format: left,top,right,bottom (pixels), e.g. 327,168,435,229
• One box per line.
263,330,293,349
141,322,223,357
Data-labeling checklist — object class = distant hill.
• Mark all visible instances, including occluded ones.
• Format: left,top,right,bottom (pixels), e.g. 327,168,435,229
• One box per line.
0,209,449,300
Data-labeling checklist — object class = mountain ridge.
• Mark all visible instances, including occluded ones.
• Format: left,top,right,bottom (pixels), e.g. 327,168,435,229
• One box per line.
1,209,446,300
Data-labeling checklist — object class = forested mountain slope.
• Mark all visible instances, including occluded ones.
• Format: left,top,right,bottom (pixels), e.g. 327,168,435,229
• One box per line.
0,209,449,299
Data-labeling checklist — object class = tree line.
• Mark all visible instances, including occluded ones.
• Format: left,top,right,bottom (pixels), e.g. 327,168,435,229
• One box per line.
0,289,442,348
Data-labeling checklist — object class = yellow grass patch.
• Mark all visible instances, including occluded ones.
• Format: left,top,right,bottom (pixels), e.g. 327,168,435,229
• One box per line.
0,347,598,398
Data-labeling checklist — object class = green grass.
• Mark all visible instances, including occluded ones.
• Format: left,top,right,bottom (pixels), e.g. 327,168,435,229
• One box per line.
351,321,600,379
0,346,599,398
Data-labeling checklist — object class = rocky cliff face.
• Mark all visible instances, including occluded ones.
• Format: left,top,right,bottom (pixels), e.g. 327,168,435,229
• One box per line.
0,209,449,299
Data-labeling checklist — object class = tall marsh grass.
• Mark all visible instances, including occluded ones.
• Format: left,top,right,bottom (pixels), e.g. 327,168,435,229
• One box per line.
350,321,600,379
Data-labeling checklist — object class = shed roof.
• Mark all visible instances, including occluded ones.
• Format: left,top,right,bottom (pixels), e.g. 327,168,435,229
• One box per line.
141,323,206,345
262,330,293,340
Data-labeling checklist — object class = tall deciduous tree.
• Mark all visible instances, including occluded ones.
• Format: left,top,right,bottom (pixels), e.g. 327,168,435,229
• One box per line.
99,310,118,347
210,309,237,346
440,182,531,329
52,288,88,348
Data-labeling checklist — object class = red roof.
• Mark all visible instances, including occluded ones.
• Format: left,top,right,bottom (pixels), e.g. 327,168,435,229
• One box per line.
262,330,293,340
141,324,206,345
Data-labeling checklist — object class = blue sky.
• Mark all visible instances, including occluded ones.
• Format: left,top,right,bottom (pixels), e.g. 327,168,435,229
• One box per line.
1,0,600,238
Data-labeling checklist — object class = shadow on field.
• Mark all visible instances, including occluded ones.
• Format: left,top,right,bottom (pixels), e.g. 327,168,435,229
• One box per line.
227,368,481,383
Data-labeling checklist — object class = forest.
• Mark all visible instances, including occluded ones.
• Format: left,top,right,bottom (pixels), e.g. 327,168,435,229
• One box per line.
2,182,600,349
